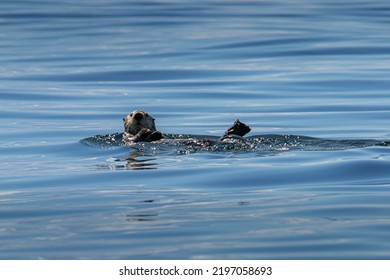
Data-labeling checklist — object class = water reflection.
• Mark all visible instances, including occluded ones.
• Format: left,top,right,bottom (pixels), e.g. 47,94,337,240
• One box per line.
126,213,158,222
96,151,158,170
124,152,158,170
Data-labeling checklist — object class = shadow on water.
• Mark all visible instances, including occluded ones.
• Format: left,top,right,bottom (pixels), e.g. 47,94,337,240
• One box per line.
80,133,388,170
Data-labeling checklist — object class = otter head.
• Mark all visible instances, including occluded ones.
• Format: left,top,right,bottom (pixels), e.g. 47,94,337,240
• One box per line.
123,110,157,135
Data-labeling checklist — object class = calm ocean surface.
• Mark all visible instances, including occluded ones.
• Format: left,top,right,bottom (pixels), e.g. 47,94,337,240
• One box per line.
1,0,390,259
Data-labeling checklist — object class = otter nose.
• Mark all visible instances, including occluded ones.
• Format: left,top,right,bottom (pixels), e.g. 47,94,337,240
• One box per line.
133,112,143,121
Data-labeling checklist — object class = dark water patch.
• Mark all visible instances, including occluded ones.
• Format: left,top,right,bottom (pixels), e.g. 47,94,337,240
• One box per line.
0,90,87,101
208,46,390,60
12,69,255,82
290,79,390,91
0,208,94,220
2,54,115,64
284,47,390,57
126,213,158,222
203,36,332,50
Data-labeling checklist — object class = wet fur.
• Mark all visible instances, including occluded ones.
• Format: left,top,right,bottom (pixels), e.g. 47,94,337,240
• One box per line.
123,110,163,142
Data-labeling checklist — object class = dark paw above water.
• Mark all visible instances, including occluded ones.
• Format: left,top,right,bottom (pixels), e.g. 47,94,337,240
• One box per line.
123,129,164,143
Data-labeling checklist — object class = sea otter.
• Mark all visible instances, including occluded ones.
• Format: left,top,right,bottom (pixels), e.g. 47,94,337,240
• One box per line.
123,110,163,142
122,109,251,143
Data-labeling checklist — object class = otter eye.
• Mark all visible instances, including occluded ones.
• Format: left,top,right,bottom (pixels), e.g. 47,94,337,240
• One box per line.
145,113,149,117
129,113,133,117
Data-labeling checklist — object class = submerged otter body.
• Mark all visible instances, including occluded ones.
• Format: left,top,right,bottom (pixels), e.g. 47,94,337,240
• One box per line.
122,109,251,144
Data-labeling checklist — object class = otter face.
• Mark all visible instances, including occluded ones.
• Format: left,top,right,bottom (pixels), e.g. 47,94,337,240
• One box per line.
123,110,157,135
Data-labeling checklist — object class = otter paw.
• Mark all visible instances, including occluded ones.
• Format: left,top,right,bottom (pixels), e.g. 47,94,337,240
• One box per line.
132,128,163,142
148,131,163,142
224,119,251,137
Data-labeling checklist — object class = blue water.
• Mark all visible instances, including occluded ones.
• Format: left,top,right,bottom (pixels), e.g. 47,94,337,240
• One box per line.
1,0,390,259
